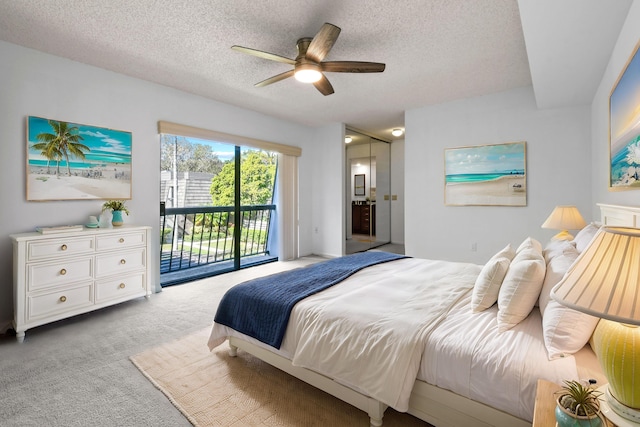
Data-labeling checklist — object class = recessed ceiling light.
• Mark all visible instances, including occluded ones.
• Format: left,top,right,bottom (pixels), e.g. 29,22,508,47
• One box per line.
345,136,352,143
392,129,404,137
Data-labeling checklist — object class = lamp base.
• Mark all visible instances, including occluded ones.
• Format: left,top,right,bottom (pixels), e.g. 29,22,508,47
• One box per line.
551,230,574,241
598,385,640,426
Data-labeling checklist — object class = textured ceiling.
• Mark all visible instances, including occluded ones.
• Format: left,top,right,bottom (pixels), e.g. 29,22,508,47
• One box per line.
0,0,629,141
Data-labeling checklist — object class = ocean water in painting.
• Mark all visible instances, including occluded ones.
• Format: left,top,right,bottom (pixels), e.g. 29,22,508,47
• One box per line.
445,142,526,184
446,171,525,183
610,131,640,186
27,116,131,168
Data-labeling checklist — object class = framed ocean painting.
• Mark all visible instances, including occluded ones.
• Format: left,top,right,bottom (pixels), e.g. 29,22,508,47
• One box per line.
444,141,527,206
609,39,640,190
27,116,132,201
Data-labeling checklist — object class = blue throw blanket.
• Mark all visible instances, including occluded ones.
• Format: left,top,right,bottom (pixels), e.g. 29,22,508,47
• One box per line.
214,251,407,348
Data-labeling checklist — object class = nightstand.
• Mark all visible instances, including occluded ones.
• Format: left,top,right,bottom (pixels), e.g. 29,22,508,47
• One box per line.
533,379,616,427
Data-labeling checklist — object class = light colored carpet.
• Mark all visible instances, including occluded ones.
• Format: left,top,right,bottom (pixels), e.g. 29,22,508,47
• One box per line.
0,257,324,427
131,328,431,427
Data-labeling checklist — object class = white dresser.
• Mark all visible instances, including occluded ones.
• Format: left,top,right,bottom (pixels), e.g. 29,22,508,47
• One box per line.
11,225,152,342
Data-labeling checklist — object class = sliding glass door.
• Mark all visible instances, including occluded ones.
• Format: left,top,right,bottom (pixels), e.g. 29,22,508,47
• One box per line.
160,134,277,285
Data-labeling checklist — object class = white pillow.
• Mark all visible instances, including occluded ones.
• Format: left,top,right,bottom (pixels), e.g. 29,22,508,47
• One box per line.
472,244,516,312
573,223,600,253
516,236,543,254
539,241,579,312
497,241,545,332
543,238,577,264
543,300,600,360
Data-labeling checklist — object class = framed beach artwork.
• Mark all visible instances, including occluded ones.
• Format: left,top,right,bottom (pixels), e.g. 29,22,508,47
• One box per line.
609,39,640,190
27,116,132,201
444,141,527,206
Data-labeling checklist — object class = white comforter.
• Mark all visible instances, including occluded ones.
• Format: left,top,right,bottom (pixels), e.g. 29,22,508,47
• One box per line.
209,256,603,422
210,257,482,412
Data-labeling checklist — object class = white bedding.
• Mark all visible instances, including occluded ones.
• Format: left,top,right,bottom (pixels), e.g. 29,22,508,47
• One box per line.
419,288,601,422
208,257,602,422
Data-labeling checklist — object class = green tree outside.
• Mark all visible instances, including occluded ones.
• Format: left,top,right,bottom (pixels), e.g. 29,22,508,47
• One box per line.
161,135,224,175
210,150,277,206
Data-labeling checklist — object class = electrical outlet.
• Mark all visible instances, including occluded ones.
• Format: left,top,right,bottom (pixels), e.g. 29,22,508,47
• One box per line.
314,227,319,234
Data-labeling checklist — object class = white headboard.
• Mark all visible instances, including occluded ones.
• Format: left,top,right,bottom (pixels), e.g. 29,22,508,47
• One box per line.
598,203,640,228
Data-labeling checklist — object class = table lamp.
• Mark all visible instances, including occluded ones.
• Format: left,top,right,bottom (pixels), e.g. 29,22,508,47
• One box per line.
551,226,640,426
541,205,587,240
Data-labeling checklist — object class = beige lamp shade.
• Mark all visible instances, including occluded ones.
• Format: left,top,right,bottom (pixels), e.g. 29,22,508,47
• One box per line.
551,226,640,421
541,205,587,240
551,226,640,324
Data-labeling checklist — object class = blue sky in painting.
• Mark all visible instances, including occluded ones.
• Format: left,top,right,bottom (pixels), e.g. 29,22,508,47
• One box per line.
445,143,525,176
610,45,640,151
28,116,131,164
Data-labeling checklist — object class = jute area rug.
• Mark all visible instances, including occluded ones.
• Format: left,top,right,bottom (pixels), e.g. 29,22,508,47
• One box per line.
131,328,432,426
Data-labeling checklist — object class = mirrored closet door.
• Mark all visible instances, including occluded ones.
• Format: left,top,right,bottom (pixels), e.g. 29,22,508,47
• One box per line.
345,129,391,254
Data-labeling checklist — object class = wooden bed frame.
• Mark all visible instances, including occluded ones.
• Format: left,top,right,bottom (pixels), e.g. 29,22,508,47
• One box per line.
226,203,639,427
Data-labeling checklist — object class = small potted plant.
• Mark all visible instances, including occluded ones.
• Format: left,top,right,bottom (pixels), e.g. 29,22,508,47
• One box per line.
102,200,129,226
555,380,603,427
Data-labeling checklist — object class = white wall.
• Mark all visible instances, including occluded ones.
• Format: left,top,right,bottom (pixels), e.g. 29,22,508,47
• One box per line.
0,41,322,326
390,139,405,244
590,0,640,217
405,86,592,263
309,124,344,258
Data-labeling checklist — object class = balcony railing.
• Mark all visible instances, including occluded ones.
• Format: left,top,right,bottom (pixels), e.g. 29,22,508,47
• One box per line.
160,204,276,284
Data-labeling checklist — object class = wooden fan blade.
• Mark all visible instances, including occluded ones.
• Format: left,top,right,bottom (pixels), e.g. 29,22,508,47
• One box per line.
255,70,295,87
313,74,334,96
231,45,296,65
321,61,386,73
306,23,341,63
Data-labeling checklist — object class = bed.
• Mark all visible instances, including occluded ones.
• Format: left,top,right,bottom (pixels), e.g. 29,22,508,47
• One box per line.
208,203,638,427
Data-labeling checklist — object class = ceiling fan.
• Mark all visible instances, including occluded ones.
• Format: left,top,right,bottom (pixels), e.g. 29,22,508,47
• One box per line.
232,23,385,96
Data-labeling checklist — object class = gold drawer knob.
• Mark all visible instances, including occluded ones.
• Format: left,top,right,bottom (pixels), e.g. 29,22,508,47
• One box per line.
60,268,67,275
59,296,67,302
120,259,126,264
119,238,125,243
61,244,68,251
119,283,126,289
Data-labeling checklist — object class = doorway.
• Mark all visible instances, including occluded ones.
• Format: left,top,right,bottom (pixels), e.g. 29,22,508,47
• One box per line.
159,134,278,286
345,129,391,254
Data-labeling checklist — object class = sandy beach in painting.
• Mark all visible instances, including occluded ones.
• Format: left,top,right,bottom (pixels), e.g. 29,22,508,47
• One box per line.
28,164,131,200
445,175,526,206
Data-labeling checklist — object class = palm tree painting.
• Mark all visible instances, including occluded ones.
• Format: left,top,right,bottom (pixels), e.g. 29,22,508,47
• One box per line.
27,116,132,201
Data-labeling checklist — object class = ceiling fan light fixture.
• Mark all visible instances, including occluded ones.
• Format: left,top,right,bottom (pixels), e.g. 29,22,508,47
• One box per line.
392,128,404,137
294,62,322,83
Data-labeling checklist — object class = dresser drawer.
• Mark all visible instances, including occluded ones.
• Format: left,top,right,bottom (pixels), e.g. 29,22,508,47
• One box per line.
96,231,145,251
95,272,145,303
95,248,146,278
28,283,93,320
27,257,93,291
27,236,94,261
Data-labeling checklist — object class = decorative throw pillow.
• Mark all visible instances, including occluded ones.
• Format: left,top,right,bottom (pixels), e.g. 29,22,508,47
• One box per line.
472,244,516,312
542,238,577,264
543,300,600,360
539,241,579,312
573,223,600,253
516,236,543,254
497,239,545,332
